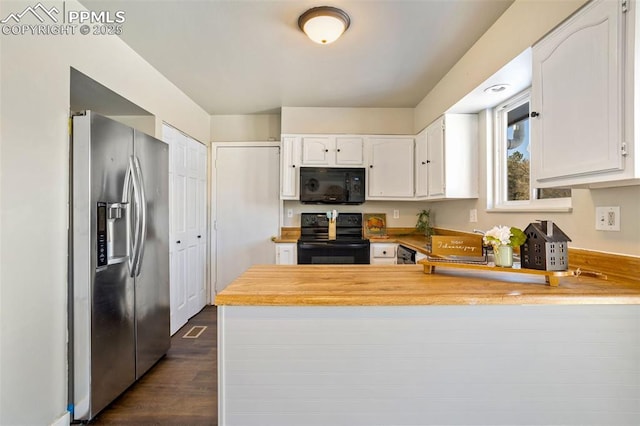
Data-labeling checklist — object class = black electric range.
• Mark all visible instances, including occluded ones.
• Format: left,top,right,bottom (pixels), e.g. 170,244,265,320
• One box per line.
297,213,370,264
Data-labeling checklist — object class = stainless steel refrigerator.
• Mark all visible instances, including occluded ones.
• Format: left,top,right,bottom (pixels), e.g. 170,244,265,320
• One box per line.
70,111,170,421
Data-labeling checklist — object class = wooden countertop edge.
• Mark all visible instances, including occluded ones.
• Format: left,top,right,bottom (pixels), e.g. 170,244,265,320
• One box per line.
215,294,640,306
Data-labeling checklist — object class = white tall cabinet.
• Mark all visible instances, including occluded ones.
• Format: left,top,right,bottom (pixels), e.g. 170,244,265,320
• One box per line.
415,114,478,199
531,0,639,187
280,136,300,200
164,124,208,335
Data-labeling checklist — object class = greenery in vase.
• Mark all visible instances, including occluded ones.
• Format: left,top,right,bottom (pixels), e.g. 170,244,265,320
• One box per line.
415,209,433,237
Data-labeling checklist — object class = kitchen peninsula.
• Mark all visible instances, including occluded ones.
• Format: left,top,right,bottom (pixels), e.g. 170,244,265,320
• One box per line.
215,264,640,426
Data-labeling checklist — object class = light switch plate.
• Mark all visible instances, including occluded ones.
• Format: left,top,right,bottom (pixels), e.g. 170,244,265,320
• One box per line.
595,206,620,231
393,210,399,219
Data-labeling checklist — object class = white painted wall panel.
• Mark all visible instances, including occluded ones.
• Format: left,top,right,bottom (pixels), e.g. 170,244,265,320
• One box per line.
218,305,640,426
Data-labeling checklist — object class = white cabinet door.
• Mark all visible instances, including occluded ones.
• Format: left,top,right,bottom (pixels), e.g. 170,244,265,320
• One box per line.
280,136,300,199
367,137,415,199
301,136,332,165
531,0,624,186
414,129,428,198
300,136,365,166
335,137,364,165
275,243,297,265
426,117,446,198
418,114,478,200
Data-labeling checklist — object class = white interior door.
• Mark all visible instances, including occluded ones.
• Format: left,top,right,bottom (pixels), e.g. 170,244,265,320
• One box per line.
165,125,188,335
165,124,208,335
185,139,207,318
213,144,280,294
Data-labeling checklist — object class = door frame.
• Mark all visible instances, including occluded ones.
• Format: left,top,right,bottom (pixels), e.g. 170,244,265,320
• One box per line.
210,141,282,303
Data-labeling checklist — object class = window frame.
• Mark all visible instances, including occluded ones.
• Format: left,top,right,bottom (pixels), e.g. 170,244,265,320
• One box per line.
489,89,572,212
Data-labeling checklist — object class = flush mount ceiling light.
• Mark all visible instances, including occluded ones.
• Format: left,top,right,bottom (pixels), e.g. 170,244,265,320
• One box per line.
298,6,350,45
484,84,510,94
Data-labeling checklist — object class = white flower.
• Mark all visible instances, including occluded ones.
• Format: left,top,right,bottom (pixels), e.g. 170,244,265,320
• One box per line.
483,225,512,247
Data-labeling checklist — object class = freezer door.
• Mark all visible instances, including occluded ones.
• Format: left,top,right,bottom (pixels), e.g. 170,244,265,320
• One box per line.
72,112,136,420
133,130,171,378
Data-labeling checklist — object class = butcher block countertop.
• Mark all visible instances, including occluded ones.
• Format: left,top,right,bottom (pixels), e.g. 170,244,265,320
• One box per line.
214,264,640,306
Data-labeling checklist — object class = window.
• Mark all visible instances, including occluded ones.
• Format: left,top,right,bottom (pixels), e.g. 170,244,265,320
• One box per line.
491,90,571,211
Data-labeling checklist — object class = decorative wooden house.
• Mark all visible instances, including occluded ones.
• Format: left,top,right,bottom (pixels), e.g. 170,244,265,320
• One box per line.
520,220,571,271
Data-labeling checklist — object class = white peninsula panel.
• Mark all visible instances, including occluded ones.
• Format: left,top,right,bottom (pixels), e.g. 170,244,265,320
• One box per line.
218,305,640,426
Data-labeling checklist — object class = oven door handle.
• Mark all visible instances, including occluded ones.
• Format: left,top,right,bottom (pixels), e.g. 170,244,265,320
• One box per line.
298,242,369,249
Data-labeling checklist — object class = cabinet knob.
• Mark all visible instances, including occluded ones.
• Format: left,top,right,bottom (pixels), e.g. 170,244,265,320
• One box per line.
197,235,201,239
426,160,431,163
325,149,329,152
421,161,426,165
382,251,387,255
530,111,540,118
292,165,296,168
176,240,181,244
337,149,341,152
369,165,373,168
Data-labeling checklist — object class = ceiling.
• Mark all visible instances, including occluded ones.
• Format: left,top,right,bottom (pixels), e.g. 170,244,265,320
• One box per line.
81,0,515,115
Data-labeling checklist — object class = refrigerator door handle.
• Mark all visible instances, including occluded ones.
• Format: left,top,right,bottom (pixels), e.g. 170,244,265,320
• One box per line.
122,156,143,277
122,159,134,273
131,155,147,277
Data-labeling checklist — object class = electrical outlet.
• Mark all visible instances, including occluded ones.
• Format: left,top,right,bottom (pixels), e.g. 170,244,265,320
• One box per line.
469,209,478,223
287,208,293,218
393,210,399,219
595,206,620,231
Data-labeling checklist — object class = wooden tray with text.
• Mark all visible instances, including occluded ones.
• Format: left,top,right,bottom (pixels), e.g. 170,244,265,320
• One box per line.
419,259,576,287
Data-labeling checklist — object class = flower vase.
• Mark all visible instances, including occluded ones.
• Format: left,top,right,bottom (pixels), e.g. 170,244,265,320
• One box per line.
494,245,513,268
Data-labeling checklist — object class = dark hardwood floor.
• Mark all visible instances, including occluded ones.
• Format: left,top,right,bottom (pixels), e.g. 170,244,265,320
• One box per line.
89,306,217,425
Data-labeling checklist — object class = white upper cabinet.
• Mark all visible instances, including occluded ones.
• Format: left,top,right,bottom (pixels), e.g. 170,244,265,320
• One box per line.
300,136,364,166
415,129,428,198
280,136,300,199
335,137,365,165
531,0,638,187
415,114,478,200
366,137,415,199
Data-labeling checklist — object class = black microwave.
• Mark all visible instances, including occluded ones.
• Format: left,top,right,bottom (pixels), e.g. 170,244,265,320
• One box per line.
299,167,365,204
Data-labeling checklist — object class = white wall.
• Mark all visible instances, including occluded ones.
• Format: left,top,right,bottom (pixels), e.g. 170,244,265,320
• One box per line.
211,114,281,142
282,107,414,135
0,1,210,424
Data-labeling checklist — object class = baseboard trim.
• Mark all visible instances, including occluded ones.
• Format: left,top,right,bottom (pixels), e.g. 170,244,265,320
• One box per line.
50,411,70,426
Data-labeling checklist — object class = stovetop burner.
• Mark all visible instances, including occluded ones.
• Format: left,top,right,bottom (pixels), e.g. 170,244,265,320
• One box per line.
299,212,366,242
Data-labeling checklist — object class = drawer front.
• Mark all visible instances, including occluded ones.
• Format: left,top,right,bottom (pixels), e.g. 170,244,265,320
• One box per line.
372,244,396,258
